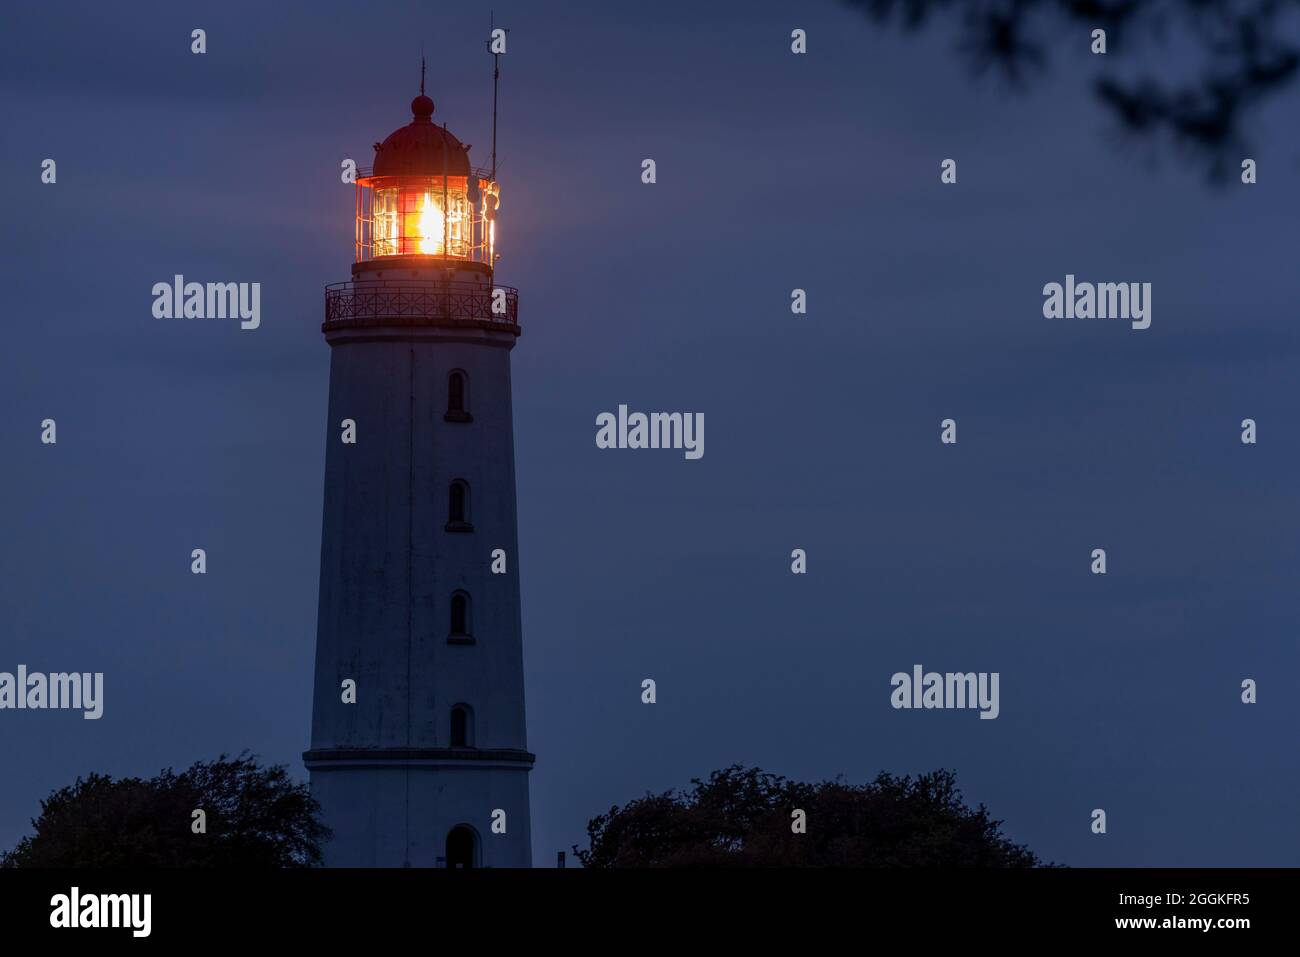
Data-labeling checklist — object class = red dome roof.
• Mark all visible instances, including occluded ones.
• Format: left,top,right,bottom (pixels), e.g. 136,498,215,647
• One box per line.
372,95,471,178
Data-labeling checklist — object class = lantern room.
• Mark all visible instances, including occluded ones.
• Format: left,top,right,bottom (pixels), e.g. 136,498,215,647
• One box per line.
354,93,499,266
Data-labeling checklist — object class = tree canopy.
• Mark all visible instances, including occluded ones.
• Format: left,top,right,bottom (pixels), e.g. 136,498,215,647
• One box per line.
575,765,1044,867
1,752,328,868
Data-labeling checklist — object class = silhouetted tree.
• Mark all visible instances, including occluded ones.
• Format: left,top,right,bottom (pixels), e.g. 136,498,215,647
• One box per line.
0,752,329,868
842,0,1300,177
574,765,1044,867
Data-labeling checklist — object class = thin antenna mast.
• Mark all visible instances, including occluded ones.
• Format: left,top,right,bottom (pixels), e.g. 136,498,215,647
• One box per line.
489,13,501,181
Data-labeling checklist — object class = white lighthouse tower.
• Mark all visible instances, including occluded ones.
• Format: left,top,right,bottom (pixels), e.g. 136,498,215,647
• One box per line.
304,81,533,868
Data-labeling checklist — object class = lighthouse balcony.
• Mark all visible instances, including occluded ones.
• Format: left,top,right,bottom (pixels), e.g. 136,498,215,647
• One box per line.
323,278,518,330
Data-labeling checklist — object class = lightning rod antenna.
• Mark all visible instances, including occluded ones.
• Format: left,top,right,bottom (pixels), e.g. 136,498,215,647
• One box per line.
489,13,501,181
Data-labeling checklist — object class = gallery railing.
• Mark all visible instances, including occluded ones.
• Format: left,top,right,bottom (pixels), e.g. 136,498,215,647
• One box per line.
324,279,518,327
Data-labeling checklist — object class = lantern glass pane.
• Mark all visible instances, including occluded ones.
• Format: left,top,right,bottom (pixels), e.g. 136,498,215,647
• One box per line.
368,179,471,257
372,187,400,257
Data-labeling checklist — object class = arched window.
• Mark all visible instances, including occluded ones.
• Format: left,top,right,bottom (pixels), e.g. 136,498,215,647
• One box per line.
446,479,472,531
445,371,471,422
450,704,473,747
449,591,472,643
446,825,478,869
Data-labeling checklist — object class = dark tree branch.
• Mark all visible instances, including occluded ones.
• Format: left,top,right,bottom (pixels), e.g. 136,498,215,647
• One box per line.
842,0,1300,179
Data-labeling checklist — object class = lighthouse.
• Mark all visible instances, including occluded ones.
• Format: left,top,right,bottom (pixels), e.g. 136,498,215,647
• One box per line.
303,82,533,868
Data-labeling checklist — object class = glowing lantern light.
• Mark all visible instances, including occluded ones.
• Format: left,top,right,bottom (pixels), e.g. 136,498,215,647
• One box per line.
417,194,442,254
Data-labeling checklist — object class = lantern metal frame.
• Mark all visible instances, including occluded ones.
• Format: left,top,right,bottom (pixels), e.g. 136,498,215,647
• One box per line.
354,166,500,265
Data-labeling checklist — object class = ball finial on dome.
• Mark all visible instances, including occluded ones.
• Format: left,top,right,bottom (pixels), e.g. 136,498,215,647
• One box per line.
411,94,435,120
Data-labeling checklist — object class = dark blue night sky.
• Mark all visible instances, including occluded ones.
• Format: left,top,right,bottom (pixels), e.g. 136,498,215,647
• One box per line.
2,0,1297,866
